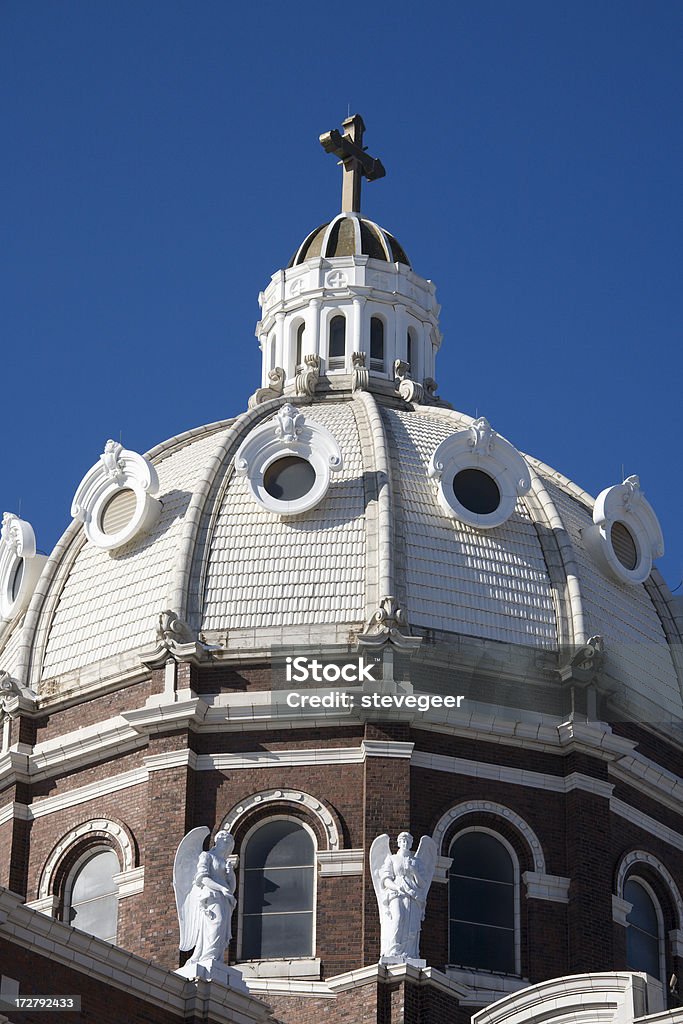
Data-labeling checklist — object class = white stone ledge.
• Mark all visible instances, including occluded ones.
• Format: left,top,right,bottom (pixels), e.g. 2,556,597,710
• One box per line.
523,871,571,903
238,957,321,980
317,849,364,875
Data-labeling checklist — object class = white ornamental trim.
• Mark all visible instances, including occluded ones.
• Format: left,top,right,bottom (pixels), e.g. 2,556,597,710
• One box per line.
316,849,364,876
428,417,531,529
432,800,546,872
0,514,47,622
522,871,571,903
235,404,343,516
71,440,161,551
584,475,664,585
38,818,136,900
615,849,683,928
222,789,340,851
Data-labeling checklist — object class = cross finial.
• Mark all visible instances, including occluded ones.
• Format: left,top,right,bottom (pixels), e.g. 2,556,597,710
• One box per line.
319,114,386,214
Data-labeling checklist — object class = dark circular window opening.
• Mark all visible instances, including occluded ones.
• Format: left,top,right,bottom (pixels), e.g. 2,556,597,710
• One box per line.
10,559,24,602
611,521,638,571
453,469,501,516
264,456,316,501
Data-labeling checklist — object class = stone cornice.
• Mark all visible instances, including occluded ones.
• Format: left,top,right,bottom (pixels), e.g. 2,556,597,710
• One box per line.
0,887,273,1024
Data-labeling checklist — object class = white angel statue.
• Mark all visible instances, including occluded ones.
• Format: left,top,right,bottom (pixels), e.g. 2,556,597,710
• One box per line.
173,827,245,989
369,831,438,966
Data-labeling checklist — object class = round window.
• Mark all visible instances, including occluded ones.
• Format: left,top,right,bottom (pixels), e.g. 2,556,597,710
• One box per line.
10,558,24,602
611,521,638,571
453,469,501,516
263,457,316,501
100,489,138,536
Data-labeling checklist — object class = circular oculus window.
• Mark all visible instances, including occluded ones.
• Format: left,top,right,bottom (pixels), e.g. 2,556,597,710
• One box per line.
99,488,138,537
453,469,501,516
263,456,316,502
610,520,638,572
10,558,24,602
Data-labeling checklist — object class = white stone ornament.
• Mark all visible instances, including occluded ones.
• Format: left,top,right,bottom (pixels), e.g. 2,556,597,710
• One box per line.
0,514,47,623
584,475,663,585
428,417,531,529
173,827,247,991
71,440,161,551
369,831,438,967
235,404,343,516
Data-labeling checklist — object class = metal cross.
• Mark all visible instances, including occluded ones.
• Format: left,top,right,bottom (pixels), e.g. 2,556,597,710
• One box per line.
319,114,386,214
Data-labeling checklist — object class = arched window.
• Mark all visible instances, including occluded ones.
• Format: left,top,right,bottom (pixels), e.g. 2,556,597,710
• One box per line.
407,327,418,377
625,877,664,980
295,322,305,372
449,831,517,974
240,818,315,960
65,847,119,943
328,315,346,370
370,316,384,371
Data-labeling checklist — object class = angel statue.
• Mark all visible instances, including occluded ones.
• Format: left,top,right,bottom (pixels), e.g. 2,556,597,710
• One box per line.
369,831,438,966
173,827,246,990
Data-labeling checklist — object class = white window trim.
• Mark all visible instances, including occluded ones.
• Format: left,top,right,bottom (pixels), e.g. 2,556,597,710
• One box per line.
0,514,46,624
584,476,664,585
624,875,667,990
236,814,317,965
447,825,521,977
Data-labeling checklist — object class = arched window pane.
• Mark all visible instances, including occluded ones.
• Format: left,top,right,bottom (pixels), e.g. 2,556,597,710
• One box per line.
295,322,305,370
68,849,119,944
625,879,661,980
406,330,413,371
329,315,346,367
242,820,315,960
370,317,384,369
449,832,515,974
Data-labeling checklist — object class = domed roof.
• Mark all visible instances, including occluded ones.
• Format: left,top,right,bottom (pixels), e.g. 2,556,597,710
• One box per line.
3,394,681,729
288,212,411,268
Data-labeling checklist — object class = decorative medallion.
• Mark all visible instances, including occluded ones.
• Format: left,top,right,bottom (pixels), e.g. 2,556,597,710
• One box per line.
0,513,47,623
584,476,663,585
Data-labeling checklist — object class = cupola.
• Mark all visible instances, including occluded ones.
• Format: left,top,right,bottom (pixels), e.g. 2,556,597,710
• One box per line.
255,116,442,392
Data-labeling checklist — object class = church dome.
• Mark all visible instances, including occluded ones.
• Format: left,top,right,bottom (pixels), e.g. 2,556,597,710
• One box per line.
288,212,411,268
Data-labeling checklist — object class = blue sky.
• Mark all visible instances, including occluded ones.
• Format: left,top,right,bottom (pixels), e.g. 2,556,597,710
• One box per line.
3,1,682,590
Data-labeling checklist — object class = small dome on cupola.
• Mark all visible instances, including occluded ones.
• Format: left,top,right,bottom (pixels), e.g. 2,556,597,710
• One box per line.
288,213,411,268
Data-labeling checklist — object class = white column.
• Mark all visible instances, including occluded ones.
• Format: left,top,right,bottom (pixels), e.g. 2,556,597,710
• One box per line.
309,298,321,364
395,303,408,372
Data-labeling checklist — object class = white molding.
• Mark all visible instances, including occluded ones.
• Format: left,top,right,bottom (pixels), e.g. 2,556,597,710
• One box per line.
609,755,683,821
615,850,683,928
432,855,454,883
585,476,664,585
612,895,633,926
523,871,571,903
235,404,343,516
0,889,271,1023
428,418,531,530
70,441,161,551
432,800,546,872
38,817,135,900
444,967,529,1004
24,895,58,916
238,958,321,980
0,514,47,623
143,749,198,772
197,747,365,770
410,750,613,798
0,801,30,826
361,739,414,759
113,865,145,899
316,849,364,875
30,766,147,821
669,928,683,957
611,800,683,856
222,788,340,851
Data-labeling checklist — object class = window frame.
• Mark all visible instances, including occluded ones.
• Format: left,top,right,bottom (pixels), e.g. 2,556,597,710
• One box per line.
624,875,666,984
328,313,346,370
237,815,318,963
62,844,120,944
447,826,521,976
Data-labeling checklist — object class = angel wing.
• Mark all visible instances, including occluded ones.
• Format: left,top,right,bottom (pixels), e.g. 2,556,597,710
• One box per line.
173,826,210,951
415,835,438,895
369,833,391,956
